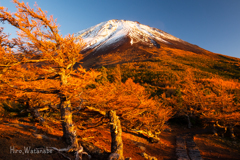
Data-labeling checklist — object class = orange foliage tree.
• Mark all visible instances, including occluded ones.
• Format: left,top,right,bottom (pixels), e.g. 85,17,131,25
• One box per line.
82,66,173,139
167,68,240,137
0,0,98,153
196,78,240,138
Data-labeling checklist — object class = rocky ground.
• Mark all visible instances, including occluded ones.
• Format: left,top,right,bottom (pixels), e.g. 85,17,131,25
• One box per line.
0,117,239,160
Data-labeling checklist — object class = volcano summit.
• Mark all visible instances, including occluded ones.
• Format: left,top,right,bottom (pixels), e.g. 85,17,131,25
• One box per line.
75,19,180,50
75,19,213,67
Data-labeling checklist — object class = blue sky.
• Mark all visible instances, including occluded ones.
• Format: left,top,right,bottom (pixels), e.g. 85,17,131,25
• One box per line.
1,0,240,58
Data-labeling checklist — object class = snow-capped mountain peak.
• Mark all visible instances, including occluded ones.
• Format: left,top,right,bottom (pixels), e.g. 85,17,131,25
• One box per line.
75,19,181,51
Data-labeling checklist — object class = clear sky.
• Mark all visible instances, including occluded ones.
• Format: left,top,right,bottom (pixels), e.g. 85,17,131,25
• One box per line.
1,0,240,58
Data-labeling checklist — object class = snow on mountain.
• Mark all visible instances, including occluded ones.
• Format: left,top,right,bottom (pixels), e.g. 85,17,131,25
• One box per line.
75,19,181,51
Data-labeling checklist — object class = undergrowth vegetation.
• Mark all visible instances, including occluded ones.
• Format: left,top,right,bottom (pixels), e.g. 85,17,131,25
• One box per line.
99,51,240,138
1,45,239,140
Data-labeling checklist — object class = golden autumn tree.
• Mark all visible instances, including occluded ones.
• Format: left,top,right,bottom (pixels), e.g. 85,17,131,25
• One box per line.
0,0,98,155
82,66,173,141
0,27,24,102
167,68,240,137
197,78,240,138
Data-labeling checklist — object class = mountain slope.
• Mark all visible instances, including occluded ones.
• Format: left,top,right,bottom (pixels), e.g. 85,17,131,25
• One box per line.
75,19,214,66
75,20,240,81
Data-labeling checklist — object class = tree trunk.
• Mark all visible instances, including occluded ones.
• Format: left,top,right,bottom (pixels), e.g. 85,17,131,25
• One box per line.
60,96,79,150
32,108,45,125
25,101,45,125
186,114,192,129
108,110,124,160
212,123,218,136
227,124,236,139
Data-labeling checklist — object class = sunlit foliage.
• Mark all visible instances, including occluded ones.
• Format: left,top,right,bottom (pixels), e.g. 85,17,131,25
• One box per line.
82,66,173,135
